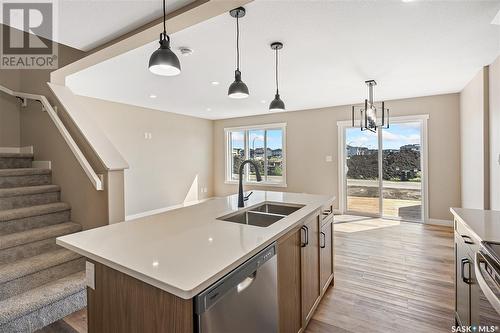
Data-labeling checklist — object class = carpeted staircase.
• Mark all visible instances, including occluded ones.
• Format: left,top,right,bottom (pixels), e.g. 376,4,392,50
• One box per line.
0,152,86,333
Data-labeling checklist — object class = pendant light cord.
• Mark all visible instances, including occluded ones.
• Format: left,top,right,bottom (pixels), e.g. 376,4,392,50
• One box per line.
275,48,279,94
236,15,240,71
162,0,167,40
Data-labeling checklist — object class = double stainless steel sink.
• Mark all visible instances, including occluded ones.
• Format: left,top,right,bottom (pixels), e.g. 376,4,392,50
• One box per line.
217,202,304,227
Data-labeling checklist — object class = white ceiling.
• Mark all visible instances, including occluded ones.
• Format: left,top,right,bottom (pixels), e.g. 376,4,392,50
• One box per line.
1,0,195,51
67,0,500,120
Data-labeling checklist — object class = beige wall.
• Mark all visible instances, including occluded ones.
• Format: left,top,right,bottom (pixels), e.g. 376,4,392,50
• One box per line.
214,93,460,221
0,25,115,229
0,69,21,147
490,56,500,210
77,96,214,217
459,67,489,210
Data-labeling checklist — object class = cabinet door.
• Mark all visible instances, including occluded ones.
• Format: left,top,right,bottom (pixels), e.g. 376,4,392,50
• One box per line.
301,214,320,325
455,233,471,326
277,227,302,333
319,218,334,295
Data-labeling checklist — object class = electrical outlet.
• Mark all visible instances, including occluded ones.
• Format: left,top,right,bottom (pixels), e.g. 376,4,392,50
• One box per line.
144,132,152,140
86,261,95,290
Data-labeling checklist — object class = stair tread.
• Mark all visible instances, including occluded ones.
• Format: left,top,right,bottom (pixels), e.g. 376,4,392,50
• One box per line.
0,222,81,250
0,168,50,176
0,185,60,198
0,248,81,284
0,271,85,325
0,153,33,158
0,202,70,222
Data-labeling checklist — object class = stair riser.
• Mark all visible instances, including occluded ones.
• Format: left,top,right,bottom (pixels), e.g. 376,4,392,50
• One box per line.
0,239,60,265
0,257,85,301
0,158,32,169
0,210,71,235
0,174,51,189
0,192,60,210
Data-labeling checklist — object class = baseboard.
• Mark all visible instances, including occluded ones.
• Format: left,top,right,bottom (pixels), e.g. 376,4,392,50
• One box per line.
0,146,33,154
426,218,453,226
125,198,213,221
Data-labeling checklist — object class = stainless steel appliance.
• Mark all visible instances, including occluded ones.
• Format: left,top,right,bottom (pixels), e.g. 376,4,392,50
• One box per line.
194,242,278,333
475,241,500,325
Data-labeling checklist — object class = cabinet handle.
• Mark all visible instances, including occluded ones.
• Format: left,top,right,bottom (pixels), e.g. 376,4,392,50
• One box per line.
461,235,474,245
460,258,472,284
304,225,309,246
320,232,326,248
300,226,307,247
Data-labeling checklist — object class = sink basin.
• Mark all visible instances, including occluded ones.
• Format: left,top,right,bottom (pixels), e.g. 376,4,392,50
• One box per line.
220,211,284,227
217,202,305,227
249,203,304,216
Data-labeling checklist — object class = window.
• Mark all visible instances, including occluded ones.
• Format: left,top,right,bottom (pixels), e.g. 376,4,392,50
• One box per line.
225,123,286,186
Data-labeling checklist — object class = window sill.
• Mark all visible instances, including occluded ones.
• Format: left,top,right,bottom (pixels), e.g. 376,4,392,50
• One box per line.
224,180,288,188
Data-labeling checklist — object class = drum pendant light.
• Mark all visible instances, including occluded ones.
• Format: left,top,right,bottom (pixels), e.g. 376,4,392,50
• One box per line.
148,0,181,76
228,7,249,99
269,42,285,111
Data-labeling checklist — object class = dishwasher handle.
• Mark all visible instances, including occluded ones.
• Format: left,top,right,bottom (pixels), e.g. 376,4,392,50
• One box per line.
237,272,257,293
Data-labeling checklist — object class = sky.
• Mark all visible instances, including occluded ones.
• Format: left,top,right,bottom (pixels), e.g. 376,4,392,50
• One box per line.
346,122,421,150
231,129,283,150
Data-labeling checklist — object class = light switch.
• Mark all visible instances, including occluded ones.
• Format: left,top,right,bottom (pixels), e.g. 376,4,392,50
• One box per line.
325,155,333,162
86,261,95,290
144,132,153,140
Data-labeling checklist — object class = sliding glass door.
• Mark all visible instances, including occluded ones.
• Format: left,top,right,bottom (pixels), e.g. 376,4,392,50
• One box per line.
342,117,426,222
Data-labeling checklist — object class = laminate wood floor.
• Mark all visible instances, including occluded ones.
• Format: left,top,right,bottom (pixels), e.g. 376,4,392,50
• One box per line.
305,218,454,333
41,218,454,333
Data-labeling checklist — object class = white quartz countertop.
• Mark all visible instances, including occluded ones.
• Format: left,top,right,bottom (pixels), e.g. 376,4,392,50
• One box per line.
450,207,500,242
57,191,333,299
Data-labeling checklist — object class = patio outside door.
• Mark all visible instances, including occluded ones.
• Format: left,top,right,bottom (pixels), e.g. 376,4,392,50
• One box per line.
341,116,427,222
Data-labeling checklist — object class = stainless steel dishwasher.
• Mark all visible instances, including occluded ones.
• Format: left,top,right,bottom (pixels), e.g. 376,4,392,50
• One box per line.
194,242,278,333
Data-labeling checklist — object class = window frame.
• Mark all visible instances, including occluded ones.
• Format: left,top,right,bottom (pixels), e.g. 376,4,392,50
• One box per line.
224,123,287,187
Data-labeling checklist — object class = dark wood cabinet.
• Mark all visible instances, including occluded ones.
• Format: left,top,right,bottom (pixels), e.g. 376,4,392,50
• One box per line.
455,232,472,326
301,213,321,326
319,216,334,295
277,226,302,333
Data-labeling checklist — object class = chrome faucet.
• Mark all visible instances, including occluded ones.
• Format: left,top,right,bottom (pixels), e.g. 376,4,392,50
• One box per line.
238,160,262,208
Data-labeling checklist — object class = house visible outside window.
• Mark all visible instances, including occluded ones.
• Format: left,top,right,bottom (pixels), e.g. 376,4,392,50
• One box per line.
225,123,286,186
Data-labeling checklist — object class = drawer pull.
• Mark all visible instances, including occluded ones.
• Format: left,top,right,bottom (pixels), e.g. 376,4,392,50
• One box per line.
461,235,474,245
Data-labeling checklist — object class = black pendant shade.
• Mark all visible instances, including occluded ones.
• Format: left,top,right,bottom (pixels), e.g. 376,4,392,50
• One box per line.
269,42,285,111
269,93,285,111
149,35,181,76
228,7,249,99
148,0,181,76
228,69,249,99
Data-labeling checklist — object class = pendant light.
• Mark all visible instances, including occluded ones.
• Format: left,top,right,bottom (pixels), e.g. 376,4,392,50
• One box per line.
148,0,181,76
351,80,389,132
269,42,285,111
228,7,249,99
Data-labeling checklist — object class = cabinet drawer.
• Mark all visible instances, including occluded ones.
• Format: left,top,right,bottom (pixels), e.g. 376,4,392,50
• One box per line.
454,218,479,254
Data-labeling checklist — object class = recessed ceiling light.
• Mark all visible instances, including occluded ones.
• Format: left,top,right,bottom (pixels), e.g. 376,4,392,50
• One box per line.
152,261,159,267
211,81,220,86
206,108,212,112
149,94,157,99
261,100,266,104
401,0,414,2
179,47,194,56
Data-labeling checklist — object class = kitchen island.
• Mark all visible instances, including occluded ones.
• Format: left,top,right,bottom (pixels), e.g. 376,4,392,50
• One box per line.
57,191,335,332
